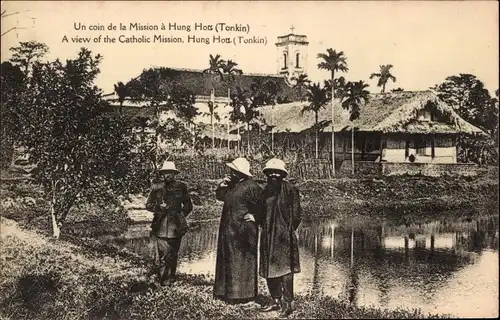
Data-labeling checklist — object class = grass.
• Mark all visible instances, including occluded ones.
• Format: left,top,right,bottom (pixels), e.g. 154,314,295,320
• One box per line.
0,173,496,318
0,217,451,319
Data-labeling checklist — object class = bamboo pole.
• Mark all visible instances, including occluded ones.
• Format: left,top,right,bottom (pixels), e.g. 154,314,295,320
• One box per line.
331,73,336,177
352,127,355,175
272,105,275,153
211,89,215,149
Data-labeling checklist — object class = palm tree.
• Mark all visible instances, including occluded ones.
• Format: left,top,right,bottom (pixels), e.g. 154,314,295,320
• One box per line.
370,64,396,93
113,81,129,114
221,60,243,81
291,74,311,101
203,101,220,148
221,59,243,152
203,54,226,95
317,49,349,176
302,82,329,158
341,81,370,174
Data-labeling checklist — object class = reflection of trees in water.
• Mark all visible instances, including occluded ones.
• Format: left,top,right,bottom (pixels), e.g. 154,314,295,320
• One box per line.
296,216,499,299
311,233,321,295
180,225,218,261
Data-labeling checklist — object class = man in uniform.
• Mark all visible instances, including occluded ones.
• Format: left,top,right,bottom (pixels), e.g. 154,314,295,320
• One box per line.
259,158,302,317
146,160,193,286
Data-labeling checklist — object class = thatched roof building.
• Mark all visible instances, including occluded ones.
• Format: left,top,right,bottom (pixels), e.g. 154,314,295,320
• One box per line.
259,90,486,135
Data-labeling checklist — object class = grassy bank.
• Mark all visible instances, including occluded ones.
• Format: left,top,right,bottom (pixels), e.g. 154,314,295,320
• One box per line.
0,217,449,319
186,174,498,224
1,173,498,235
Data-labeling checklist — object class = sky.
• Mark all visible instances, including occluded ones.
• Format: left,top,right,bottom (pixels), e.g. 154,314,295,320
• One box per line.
1,1,498,96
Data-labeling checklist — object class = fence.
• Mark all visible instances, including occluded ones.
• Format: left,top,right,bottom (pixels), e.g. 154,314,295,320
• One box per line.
173,158,344,181
173,157,493,180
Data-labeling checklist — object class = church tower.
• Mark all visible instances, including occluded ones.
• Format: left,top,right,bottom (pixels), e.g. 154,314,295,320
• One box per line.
275,26,309,83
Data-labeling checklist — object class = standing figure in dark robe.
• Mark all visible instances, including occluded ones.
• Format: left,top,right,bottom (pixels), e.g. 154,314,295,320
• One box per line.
259,158,302,317
213,157,264,305
145,161,192,286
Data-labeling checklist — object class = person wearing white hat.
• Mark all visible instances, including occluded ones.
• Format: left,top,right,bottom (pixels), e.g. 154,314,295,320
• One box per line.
259,158,302,317
145,160,193,286
213,157,265,306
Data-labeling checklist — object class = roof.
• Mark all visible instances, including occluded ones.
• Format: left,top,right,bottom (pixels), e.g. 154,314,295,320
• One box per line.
259,90,487,135
132,67,302,102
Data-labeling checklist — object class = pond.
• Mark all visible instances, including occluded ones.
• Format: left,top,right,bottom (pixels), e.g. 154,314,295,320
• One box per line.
103,215,499,318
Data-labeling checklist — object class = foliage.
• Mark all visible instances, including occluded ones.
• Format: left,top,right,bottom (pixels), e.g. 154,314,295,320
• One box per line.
317,49,349,80
291,74,311,101
202,53,225,79
9,40,49,76
431,74,498,136
0,61,25,168
431,74,499,164
221,59,243,82
341,80,371,121
302,82,329,158
370,64,397,93
5,45,141,237
303,82,329,118
123,67,201,172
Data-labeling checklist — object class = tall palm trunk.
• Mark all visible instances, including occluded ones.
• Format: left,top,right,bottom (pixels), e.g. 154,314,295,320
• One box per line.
331,70,336,176
315,112,319,159
352,127,355,174
211,89,215,149
211,115,215,149
227,88,230,150
247,122,250,155
271,105,275,153
237,124,240,152
382,82,386,93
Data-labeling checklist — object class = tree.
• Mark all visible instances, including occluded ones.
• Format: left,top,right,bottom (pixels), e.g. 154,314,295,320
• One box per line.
0,61,25,168
9,41,49,76
203,101,221,148
317,49,349,175
341,81,371,173
370,64,396,93
291,74,311,101
431,74,498,164
11,46,138,238
221,59,243,81
124,68,199,164
221,59,244,151
302,82,329,158
203,54,225,90
229,79,278,154
113,81,131,114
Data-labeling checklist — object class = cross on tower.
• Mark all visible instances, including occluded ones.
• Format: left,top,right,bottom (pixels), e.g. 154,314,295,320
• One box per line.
290,25,295,33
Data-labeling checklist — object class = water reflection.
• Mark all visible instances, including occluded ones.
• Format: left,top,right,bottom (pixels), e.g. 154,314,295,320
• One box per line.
109,216,499,318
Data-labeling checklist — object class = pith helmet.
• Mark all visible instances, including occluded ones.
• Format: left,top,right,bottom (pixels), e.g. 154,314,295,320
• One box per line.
158,161,180,174
263,158,288,177
226,157,252,177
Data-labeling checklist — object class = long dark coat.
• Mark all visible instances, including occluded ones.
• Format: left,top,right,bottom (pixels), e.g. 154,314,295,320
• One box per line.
213,178,264,301
259,180,302,279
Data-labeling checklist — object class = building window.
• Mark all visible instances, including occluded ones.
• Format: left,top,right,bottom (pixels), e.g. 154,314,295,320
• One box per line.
283,53,287,69
296,53,300,68
417,109,432,121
